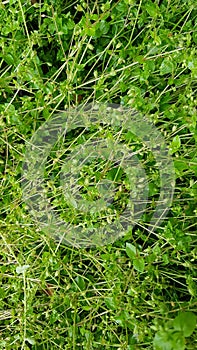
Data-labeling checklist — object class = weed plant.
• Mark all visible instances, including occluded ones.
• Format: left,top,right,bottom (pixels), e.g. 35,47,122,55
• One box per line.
0,0,197,349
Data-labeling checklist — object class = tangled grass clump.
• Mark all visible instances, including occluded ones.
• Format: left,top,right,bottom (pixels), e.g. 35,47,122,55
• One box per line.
0,0,197,349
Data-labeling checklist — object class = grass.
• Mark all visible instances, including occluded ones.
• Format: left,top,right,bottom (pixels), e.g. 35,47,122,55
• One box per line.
0,0,197,349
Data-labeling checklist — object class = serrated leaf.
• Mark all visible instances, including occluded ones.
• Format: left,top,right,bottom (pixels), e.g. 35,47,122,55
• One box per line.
172,312,197,337
126,243,137,260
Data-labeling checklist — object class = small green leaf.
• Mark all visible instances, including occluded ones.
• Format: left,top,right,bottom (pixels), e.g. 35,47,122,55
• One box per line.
126,243,137,260
153,330,185,350
3,54,15,65
169,135,181,154
133,258,145,273
75,276,86,291
160,58,175,75
16,265,30,274
76,4,84,11
106,166,123,181
99,20,110,35
85,24,96,36
105,297,117,310
172,135,181,148
172,312,197,337
174,159,188,172
145,1,158,18
153,330,173,350
25,337,36,345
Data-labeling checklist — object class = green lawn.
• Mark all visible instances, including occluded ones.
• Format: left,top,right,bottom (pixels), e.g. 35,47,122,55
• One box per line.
0,0,197,349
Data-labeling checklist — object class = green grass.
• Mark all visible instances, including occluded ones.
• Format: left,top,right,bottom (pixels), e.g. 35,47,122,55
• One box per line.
0,0,197,349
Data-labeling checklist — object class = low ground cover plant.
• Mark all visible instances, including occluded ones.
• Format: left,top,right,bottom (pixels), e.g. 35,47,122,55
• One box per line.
0,0,197,349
